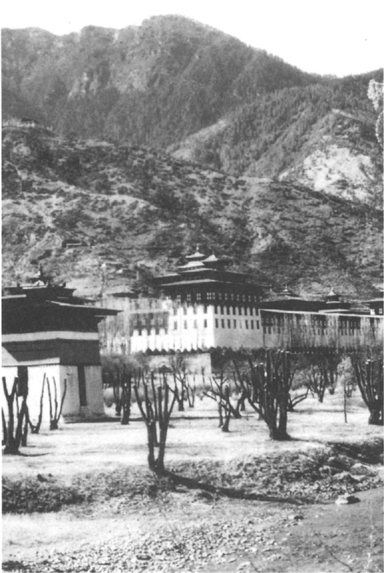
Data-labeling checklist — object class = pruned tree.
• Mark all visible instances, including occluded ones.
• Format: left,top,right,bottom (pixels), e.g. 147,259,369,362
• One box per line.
285,354,310,412
185,374,196,408
203,371,232,431
169,353,188,412
46,377,67,430
301,351,341,403
303,362,327,403
2,376,29,455
28,374,46,434
351,355,383,425
233,350,292,440
120,368,132,425
134,370,176,472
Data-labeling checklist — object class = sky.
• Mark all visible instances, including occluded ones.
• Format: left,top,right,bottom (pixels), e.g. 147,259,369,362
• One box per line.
1,0,383,77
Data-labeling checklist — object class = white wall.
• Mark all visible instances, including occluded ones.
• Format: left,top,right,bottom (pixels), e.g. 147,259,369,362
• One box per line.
130,303,263,353
1,362,105,426
2,364,60,428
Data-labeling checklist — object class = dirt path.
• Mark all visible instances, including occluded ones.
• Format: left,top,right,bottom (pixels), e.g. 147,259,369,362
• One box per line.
3,487,383,572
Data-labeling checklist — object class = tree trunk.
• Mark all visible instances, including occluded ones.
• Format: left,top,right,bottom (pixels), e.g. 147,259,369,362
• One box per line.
368,409,383,425
269,426,290,440
147,422,156,470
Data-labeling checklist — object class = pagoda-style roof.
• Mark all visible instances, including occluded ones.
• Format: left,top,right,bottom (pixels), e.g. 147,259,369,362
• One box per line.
185,248,206,261
177,260,206,271
153,248,262,298
2,285,119,336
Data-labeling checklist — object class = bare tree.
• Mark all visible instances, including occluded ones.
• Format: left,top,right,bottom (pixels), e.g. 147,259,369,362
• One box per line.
351,355,383,425
303,362,327,403
300,351,341,403
233,350,292,440
2,377,29,455
203,370,232,431
47,377,67,430
134,370,176,472
120,367,133,425
185,374,196,408
169,353,188,412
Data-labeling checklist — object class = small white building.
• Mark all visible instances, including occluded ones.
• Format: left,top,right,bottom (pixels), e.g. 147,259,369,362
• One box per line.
2,284,118,423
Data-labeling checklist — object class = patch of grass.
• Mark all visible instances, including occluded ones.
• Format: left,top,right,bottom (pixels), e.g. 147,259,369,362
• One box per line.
2,476,87,514
168,439,383,502
2,469,175,514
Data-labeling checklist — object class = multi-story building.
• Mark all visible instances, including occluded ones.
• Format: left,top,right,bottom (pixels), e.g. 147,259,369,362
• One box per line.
99,250,383,361
130,248,263,353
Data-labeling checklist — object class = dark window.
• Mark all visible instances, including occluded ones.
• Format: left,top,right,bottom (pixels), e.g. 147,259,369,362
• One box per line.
204,319,208,328
184,321,188,329
251,321,254,329
215,319,219,328
227,319,231,328
233,319,237,328
221,319,225,328
17,366,28,397
257,321,260,329
78,366,87,407
245,320,249,329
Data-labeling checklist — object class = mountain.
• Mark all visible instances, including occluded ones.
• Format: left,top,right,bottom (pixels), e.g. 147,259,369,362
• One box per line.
2,17,382,205
2,17,383,299
2,125,382,299
2,16,319,148
170,73,383,207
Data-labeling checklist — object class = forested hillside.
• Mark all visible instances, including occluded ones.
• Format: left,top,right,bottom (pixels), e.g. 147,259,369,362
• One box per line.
170,72,383,206
2,126,382,298
2,16,323,148
2,16,383,298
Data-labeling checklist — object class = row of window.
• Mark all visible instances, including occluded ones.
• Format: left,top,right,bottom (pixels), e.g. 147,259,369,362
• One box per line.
179,293,259,303
171,319,261,331
133,317,165,327
214,318,259,330
174,305,258,316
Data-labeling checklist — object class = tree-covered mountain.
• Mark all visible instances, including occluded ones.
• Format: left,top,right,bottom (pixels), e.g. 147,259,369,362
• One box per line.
2,125,382,299
2,17,382,202
2,16,321,148
2,16,383,299
170,72,383,206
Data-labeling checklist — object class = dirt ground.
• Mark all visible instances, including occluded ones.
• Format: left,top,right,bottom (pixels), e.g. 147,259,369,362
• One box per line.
2,392,384,572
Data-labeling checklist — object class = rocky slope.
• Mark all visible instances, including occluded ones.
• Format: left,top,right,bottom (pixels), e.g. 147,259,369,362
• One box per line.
2,125,382,298
170,76,383,208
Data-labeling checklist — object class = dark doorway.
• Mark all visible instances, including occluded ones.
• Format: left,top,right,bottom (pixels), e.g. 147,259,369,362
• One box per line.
17,366,29,397
78,366,87,406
